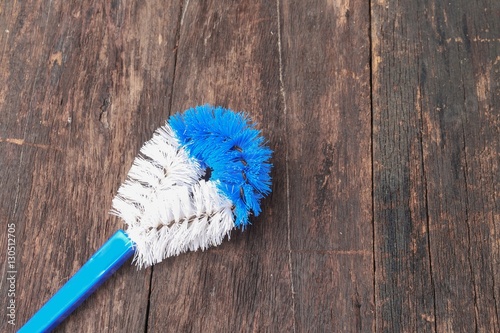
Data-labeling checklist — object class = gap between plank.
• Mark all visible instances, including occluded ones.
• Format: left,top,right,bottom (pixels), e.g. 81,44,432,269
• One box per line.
275,1,296,333
144,1,188,332
368,0,377,331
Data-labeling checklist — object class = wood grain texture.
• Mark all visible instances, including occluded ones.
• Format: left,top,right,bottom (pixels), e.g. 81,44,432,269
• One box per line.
1,0,499,332
279,0,373,332
372,0,500,332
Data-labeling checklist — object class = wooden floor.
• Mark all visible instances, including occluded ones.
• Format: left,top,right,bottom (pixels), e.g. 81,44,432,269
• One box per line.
1,1,499,332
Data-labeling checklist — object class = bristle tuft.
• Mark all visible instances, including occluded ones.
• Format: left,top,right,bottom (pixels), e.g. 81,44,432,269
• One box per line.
169,105,273,227
111,124,234,268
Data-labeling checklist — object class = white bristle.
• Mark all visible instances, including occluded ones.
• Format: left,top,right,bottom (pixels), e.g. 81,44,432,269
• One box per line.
110,124,234,268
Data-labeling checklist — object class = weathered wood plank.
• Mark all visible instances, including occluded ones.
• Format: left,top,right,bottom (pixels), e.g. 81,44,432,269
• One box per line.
372,0,500,331
1,0,182,332
280,0,373,331
371,0,436,330
146,1,295,332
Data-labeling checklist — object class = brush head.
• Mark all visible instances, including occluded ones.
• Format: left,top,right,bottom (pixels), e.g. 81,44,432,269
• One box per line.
111,105,272,268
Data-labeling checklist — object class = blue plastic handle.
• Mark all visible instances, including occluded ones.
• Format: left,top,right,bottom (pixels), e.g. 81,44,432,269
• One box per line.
18,230,135,333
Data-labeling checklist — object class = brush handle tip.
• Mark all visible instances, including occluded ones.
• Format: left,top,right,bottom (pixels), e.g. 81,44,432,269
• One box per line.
18,230,134,333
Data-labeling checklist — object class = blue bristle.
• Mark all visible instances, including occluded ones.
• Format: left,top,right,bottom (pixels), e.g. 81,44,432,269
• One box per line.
169,105,272,227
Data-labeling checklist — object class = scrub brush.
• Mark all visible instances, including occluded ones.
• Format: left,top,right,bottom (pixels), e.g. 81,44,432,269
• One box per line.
19,105,272,332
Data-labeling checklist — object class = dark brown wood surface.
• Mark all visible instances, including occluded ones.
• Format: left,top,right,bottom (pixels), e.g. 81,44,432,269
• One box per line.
0,1,498,332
